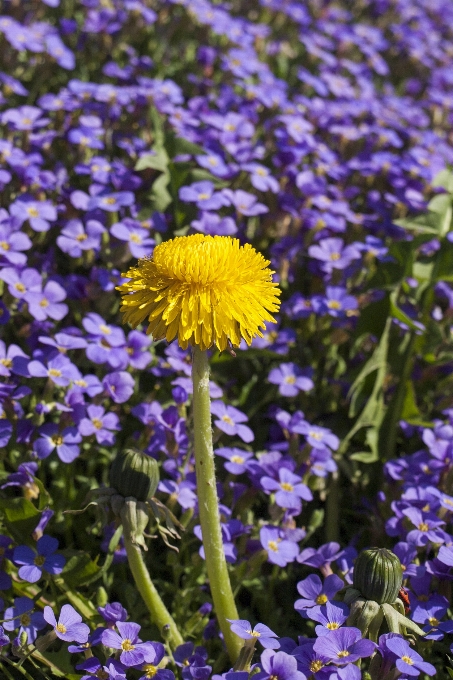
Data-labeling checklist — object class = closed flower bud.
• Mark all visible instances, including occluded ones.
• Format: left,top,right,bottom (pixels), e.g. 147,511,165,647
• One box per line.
109,449,159,502
353,547,403,604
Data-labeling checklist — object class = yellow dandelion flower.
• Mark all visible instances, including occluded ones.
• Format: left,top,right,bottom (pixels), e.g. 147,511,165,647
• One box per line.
117,234,281,351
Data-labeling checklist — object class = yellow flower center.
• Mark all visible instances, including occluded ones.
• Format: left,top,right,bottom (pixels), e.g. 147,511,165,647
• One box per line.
230,455,244,464
222,415,234,426
280,482,294,492
330,252,341,260
56,623,67,634
267,540,279,552
418,522,429,532
197,193,210,200
51,434,64,446
40,298,49,307
74,379,87,387
337,650,350,658
327,300,342,309
76,233,88,241
117,234,281,352
34,555,46,566
27,207,39,218
99,324,111,335
326,622,340,630
92,418,103,429
48,368,62,377
130,233,142,244
443,498,453,507
401,655,414,665
284,375,296,384
15,283,26,293
0,358,12,367
316,594,328,605
143,664,158,678
310,661,324,672
121,639,135,651
96,671,109,680
103,197,117,205
20,614,31,626
0,241,9,250
428,617,439,626
309,430,323,440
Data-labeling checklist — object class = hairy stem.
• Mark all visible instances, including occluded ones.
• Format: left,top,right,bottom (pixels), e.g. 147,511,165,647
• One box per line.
123,533,183,649
192,346,241,663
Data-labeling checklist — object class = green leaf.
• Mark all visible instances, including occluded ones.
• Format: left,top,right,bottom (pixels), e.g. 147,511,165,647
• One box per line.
166,134,206,157
151,172,172,211
135,148,169,172
389,298,424,332
61,550,101,588
0,497,40,541
400,380,420,421
432,168,453,193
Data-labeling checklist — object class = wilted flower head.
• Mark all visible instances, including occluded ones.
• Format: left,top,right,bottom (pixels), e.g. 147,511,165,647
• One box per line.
117,234,281,351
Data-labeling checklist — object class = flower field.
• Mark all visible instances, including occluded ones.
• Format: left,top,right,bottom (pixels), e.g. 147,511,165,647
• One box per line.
2,0,453,678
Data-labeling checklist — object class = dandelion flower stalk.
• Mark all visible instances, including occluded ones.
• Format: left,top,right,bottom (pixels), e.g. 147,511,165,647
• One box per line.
118,234,281,662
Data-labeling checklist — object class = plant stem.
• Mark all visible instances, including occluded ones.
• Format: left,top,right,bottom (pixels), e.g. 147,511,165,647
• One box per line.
192,346,242,663
123,533,183,649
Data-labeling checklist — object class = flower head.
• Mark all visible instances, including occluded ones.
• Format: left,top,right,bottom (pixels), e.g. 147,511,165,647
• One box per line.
117,234,281,351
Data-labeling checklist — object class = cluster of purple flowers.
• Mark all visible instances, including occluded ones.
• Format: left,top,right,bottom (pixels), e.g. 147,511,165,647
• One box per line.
1,0,453,676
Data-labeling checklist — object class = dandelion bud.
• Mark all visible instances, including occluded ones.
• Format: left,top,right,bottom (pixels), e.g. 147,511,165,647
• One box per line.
353,547,403,604
109,448,159,503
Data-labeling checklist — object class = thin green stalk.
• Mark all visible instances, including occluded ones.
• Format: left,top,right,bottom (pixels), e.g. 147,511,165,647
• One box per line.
192,347,242,663
123,533,183,649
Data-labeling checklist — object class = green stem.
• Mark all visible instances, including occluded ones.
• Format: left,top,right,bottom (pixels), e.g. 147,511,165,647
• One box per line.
123,533,183,649
192,347,242,663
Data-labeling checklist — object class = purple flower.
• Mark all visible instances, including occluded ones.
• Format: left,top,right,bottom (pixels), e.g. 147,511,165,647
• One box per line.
385,637,436,676
313,288,358,318
242,164,279,193
0,224,32,264
43,604,90,643
402,507,446,546
33,424,81,463
98,602,128,627
28,354,79,387
215,447,254,474
268,363,314,397
110,221,155,259
191,212,238,236
101,621,151,667
88,192,135,212
139,641,175,680
76,657,127,680
259,526,299,567
10,199,57,232
179,181,229,211
261,468,312,512
227,619,280,649
313,627,375,665
26,281,68,321
295,574,344,611
78,405,120,445
4,596,46,643
103,371,135,403
254,649,306,680
308,601,349,636
308,238,361,274
221,189,268,216
2,106,49,131
13,536,65,583
57,219,105,257
292,422,340,451
211,402,254,443
0,266,42,299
